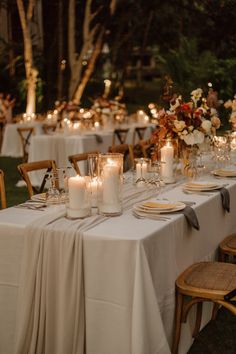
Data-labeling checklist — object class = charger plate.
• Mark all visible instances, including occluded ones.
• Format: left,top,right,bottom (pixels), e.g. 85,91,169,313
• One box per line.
133,200,186,214
212,167,236,177
183,181,221,191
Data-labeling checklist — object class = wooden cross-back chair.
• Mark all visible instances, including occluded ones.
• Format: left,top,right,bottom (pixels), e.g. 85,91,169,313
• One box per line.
172,261,236,354
17,160,58,198
17,127,35,162
132,126,147,146
68,151,99,175
108,144,134,172
0,169,6,209
42,122,57,134
219,234,236,262
112,128,129,146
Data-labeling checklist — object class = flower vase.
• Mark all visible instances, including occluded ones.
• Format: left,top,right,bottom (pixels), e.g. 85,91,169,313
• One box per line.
181,145,199,180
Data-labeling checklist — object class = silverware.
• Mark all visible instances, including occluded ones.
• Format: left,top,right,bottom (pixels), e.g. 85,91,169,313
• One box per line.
156,198,195,206
182,190,213,197
15,203,47,211
132,210,170,221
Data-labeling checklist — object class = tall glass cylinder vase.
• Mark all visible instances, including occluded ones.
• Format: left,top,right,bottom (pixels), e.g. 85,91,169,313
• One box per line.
98,153,123,216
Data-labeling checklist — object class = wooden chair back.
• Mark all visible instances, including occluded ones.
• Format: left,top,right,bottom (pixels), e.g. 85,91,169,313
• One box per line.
0,169,6,209
132,126,147,146
108,144,134,172
138,139,153,158
17,159,58,198
68,151,99,175
17,127,35,162
42,122,57,134
112,128,129,146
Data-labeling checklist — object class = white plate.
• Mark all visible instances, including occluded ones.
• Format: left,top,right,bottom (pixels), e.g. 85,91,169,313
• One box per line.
183,181,220,191
133,201,186,214
31,193,47,202
212,168,236,177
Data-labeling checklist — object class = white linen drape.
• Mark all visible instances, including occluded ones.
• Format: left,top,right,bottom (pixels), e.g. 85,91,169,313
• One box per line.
13,182,171,354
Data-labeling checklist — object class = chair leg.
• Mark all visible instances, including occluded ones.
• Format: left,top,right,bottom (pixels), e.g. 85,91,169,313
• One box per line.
172,291,183,354
192,302,202,338
211,302,220,320
218,249,225,262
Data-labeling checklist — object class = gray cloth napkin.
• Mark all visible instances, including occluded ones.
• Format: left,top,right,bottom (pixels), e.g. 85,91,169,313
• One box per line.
219,187,230,212
173,206,200,230
94,134,103,143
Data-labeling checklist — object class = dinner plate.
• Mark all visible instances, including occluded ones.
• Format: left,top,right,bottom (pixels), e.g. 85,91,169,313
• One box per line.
212,167,236,177
183,181,221,191
133,200,186,214
31,193,47,202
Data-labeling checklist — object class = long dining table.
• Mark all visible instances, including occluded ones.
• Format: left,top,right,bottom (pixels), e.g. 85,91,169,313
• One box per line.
0,175,235,354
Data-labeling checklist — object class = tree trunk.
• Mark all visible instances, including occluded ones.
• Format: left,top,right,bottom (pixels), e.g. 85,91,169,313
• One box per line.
16,0,38,114
73,28,105,104
57,0,64,100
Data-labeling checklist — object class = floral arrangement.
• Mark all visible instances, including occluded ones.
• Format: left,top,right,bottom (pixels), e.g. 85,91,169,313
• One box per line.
151,88,221,146
224,95,236,129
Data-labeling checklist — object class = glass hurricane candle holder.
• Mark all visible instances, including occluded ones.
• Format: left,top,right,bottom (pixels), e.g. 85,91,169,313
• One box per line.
88,153,99,207
133,158,151,186
97,153,123,216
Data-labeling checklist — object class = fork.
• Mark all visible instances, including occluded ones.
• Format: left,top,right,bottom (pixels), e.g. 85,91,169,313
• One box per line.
132,211,170,221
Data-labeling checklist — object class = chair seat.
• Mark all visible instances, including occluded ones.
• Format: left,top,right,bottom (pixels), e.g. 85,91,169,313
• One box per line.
172,261,236,354
181,262,236,297
220,234,236,255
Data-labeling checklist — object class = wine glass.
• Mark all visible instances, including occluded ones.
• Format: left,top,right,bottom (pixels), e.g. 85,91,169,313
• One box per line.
45,171,60,204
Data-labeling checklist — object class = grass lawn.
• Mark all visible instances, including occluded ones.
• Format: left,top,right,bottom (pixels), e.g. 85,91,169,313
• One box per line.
0,156,28,207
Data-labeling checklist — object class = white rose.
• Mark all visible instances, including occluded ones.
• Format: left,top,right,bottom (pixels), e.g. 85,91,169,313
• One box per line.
188,125,194,131
201,120,212,133
174,120,186,131
183,133,195,145
193,129,205,144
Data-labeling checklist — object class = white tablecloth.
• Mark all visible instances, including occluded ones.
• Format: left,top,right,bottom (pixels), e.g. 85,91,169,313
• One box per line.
1,122,44,158
0,178,235,354
27,124,153,186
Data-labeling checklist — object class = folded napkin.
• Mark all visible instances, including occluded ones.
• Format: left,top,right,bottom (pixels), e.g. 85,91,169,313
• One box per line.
181,206,200,230
94,134,103,143
219,187,230,213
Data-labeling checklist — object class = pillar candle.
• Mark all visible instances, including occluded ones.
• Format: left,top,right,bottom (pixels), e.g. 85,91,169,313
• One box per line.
67,175,90,218
136,161,148,179
100,159,121,214
161,141,175,183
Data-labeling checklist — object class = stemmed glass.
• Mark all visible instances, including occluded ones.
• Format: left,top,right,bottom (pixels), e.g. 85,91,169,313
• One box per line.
45,171,60,204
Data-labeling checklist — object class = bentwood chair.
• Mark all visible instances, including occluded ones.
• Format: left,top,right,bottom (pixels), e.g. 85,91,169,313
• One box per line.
17,160,58,198
17,126,35,162
132,126,147,146
219,234,236,262
172,261,236,354
68,151,99,175
112,128,130,146
108,144,134,172
0,169,6,209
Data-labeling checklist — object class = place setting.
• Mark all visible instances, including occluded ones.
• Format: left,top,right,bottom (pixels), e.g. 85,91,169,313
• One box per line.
132,199,200,229
182,180,230,212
